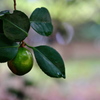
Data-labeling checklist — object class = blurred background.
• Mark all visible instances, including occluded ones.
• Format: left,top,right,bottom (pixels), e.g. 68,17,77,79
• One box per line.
1,0,100,100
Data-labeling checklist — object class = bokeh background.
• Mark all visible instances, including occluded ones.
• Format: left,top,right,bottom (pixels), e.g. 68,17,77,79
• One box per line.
1,0,100,100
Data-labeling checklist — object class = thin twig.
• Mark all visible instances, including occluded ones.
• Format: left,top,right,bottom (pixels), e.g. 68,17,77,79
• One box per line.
13,0,16,10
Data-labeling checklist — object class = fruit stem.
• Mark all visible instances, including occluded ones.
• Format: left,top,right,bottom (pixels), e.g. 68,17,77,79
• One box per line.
21,42,36,51
20,41,26,47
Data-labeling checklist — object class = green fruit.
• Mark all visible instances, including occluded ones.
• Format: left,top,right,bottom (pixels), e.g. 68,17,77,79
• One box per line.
7,47,33,75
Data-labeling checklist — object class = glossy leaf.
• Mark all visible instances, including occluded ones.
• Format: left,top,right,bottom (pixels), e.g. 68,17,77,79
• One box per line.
2,10,30,42
32,45,65,78
30,7,53,36
0,34,19,63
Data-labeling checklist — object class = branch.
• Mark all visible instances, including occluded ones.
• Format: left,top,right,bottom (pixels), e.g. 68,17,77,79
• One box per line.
13,0,16,10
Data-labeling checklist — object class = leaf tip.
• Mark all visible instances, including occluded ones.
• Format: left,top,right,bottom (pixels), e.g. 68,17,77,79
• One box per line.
57,72,66,79
62,74,66,79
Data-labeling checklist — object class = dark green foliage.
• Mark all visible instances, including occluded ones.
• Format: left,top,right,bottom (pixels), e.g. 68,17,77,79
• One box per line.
32,46,65,78
0,34,19,62
2,10,30,42
0,10,9,16
30,7,53,36
0,19,3,33
0,7,65,78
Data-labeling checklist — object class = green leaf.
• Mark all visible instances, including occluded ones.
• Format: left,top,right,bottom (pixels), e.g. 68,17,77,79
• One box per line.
30,7,53,36
0,34,19,63
32,45,65,78
0,10,9,16
2,10,30,42
0,19,3,33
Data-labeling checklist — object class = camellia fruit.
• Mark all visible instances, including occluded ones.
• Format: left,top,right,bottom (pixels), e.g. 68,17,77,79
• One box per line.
7,47,33,75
